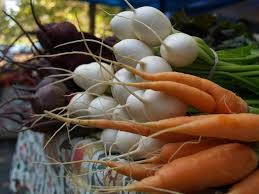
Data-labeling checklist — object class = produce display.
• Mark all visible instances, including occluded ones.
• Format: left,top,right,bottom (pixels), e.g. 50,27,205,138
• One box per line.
2,0,259,193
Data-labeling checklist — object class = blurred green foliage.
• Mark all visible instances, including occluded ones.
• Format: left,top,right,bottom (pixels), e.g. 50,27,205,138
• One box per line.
171,11,255,50
0,0,120,45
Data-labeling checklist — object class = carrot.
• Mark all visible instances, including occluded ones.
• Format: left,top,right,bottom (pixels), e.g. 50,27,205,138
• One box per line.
44,111,197,142
67,158,160,181
124,143,257,193
143,114,210,141
148,138,229,163
143,114,210,128
120,81,216,113
227,169,259,194
151,113,259,142
45,111,259,142
104,161,161,181
119,64,247,114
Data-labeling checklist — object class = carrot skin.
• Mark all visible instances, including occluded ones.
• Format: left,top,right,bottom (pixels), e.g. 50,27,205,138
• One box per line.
105,161,161,181
45,111,195,142
228,169,259,194
151,72,247,114
45,112,259,142
162,113,259,142
122,65,247,114
150,138,229,163
128,143,257,193
126,81,216,114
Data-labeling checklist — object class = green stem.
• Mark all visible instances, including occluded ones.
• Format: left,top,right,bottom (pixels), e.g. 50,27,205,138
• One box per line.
218,60,241,66
195,37,216,58
248,106,259,114
209,71,259,89
213,64,259,72
197,42,246,68
235,71,259,76
180,69,259,90
189,64,259,72
198,47,213,65
197,43,214,58
219,54,259,62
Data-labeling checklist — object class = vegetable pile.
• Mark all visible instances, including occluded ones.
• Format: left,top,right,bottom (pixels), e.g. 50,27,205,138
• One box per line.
40,1,259,193
4,0,259,193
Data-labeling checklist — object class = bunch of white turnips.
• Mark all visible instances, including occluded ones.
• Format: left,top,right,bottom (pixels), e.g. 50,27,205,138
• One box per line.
67,3,200,160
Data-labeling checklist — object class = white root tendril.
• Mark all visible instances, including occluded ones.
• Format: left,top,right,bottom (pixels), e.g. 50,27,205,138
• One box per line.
167,136,202,163
208,48,219,80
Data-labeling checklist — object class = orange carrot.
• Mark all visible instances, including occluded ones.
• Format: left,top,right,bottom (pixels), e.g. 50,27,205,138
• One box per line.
45,111,259,142
124,143,257,193
144,114,210,129
148,138,229,163
152,113,259,142
143,114,210,141
119,64,247,114
44,111,197,142
123,81,216,113
228,169,259,194
104,161,161,181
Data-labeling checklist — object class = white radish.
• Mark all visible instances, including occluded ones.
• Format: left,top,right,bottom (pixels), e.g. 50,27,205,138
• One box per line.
88,96,118,119
73,62,114,94
135,56,172,81
101,106,132,154
110,11,137,40
101,106,140,156
130,136,165,160
112,136,165,160
160,32,199,67
126,90,148,122
101,129,118,153
132,6,172,47
114,131,141,155
126,89,187,122
142,90,188,121
113,39,153,67
68,93,94,118
112,105,131,120
111,68,138,105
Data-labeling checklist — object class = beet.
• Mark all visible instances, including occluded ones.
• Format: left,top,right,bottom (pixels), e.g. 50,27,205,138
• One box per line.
30,0,116,71
31,84,68,114
36,21,78,51
20,77,70,114
40,30,116,71
36,77,58,88
16,77,66,92
36,21,116,71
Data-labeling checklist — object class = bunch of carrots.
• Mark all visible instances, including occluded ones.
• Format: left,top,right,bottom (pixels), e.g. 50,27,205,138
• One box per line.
45,65,259,193
3,0,259,193
35,1,259,193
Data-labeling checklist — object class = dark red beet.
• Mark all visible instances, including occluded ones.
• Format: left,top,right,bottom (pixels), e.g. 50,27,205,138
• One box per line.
31,84,68,114
16,77,67,92
31,0,115,71
37,77,59,89
36,21,116,71
37,21,78,51
48,32,116,71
